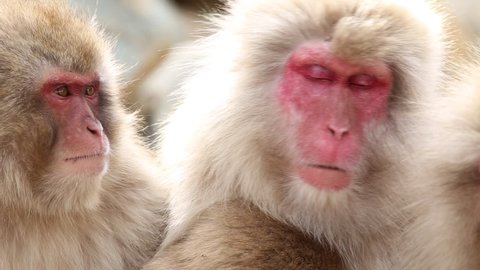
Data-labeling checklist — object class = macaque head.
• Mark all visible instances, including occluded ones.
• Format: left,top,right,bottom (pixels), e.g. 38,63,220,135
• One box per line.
161,0,447,248
0,1,122,212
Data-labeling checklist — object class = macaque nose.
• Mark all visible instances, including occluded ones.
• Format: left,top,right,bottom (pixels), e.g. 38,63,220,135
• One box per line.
327,124,349,140
86,118,103,136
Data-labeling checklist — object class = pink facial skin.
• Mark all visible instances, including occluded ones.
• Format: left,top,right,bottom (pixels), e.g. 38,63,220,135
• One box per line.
41,71,109,176
278,42,392,190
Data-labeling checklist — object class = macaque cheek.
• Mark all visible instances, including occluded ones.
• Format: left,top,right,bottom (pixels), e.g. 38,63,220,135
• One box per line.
354,88,391,123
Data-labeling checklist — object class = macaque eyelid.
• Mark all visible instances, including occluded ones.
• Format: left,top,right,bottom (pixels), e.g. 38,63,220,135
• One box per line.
349,74,375,86
349,83,374,90
302,64,333,80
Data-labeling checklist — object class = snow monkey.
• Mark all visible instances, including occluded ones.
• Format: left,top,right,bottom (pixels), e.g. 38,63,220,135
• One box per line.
144,0,458,269
0,1,167,269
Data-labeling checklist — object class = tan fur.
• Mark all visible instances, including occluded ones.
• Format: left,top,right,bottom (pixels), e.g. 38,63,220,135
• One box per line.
0,1,167,269
151,0,453,269
395,61,480,270
145,200,345,270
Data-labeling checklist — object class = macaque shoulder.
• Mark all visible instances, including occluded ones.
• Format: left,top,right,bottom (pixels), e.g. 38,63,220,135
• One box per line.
145,200,345,270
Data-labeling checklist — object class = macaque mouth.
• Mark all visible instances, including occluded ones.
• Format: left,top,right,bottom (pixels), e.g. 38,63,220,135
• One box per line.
306,164,346,172
65,152,104,162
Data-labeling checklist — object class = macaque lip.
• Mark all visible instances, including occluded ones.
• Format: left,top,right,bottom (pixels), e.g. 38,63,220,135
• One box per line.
306,163,346,172
62,150,109,176
297,164,351,190
64,152,105,163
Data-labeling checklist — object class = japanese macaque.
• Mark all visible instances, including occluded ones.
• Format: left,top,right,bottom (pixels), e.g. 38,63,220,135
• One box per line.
145,0,450,269
395,62,480,270
0,1,167,269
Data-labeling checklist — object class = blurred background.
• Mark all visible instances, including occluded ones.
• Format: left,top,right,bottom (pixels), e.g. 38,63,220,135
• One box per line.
69,0,225,140
68,0,479,140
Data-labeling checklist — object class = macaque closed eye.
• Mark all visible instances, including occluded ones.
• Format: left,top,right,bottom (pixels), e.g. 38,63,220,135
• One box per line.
350,74,375,88
301,65,334,81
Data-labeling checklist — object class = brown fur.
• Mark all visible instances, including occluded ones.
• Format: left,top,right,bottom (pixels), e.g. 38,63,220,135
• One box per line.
149,0,458,269
0,1,166,269
145,200,344,270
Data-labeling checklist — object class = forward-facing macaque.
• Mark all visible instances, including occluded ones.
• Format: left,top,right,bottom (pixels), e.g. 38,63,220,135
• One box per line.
0,1,166,269
145,0,452,269
395,62,480,270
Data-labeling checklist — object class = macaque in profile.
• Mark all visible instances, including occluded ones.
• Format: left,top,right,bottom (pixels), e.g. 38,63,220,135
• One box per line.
0,1,167,269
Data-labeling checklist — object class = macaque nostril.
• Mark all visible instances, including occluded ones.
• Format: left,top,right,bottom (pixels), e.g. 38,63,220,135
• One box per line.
86,120,102,136
87,126,98,135
327,125,349,140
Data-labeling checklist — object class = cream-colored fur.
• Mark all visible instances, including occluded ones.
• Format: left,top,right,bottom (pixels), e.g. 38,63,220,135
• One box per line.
156,0,450,269
395,60,480,270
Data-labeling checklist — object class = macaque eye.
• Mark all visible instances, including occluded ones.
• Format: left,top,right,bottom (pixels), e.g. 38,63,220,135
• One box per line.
55,85,69,97
85,86,95,96
349,74,375,88
303,65,333,81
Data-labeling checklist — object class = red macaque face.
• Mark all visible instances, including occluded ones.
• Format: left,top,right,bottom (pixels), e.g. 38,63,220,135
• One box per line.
41,71,110,176
278,42,392,190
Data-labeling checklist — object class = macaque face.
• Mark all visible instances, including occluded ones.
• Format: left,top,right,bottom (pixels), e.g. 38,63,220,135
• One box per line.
0,0,119,212
278,42,392,190
41,70,110,177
